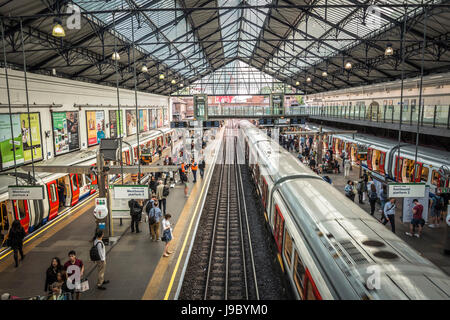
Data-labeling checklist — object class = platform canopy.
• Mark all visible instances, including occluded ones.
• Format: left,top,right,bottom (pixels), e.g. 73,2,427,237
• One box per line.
0,0,449,95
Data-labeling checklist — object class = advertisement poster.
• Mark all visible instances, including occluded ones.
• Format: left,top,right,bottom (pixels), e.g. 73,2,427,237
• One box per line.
150,109,157,129
20,113,42,162
158,109,163,128
109,110,123,138
0,114,24,169
139,109,148,132
126,110,137,136
402,186,430,223
52,111,79,156
86,110,106,146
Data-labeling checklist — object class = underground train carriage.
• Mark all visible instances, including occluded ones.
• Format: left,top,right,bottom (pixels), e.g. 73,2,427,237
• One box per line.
240,120,450,300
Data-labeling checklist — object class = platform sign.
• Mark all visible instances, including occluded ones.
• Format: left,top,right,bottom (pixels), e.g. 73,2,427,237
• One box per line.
202,121,220,128
402,186,430,223
388,183,426,198
113,185,149,199
170,121,188,128
8,185,44,200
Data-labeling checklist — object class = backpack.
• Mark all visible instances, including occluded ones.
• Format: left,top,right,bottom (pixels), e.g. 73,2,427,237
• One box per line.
369,191,378,201
148,208,157,225
163,186,170,197
356,182,363,192
435,196,444,210
144,200,153,215
90,242,103,262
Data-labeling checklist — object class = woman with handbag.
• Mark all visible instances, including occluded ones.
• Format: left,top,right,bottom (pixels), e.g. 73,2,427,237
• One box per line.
44,257,62,294
162,214,173,257
8,220,25,268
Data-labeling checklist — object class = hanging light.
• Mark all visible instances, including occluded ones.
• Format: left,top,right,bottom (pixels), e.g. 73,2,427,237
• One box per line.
171,79,176,85
322,71,328,77
111,51,121,61
385,43,394,56
306,77,312,83
141,64,148,73
179,83,184,87
52,18,65,37
159,73,165,80
345,61,352,70
295,81,300,86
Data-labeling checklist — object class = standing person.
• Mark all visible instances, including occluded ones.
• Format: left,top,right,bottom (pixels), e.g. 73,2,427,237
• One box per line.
156,180,168,215
44,257,62,294
157,144,162,159
128,199,142,233
191,161,198,183
368,184,378,216
344,157,351,177
149,176,157,196
362,171,369,202
148,200,163,242
356,178,364,204
64,250,84,299
162,214,174,257
379,185,388,214
7,221,25,268
93,230,109,290
429,193,444,228
199,158,206,179
58,182,65,207
406,199,425,238
382,198,396,233
344,180,355,202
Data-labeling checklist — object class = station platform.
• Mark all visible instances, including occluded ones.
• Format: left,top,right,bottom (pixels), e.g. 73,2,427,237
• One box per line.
0,129,224,300
306,157,450,276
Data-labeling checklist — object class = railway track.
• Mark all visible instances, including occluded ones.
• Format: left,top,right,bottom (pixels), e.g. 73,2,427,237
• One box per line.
185,130,259,300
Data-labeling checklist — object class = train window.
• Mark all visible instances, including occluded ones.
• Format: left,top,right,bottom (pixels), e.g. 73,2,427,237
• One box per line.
79,175,85,188
71,175,78,191
431,171,441,187
421,167,429,183
284,229,293,268
306,282,317,300
50,184,57,203
17,201,26,220
293,251,305,298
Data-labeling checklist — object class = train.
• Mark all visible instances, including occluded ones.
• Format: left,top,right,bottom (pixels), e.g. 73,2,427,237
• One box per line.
239,120,450,300
0,128,176,243
304,124,450,193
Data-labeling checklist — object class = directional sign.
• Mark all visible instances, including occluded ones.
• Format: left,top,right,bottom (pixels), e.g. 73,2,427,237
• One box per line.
114,185,149,199
388,183,426,198
8,185,44,200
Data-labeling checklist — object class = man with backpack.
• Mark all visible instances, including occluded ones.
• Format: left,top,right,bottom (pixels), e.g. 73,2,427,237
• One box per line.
148,200,163,241
91,229,108,290
199,158,206,179
128,199,142,233
429,192,444,228
156,180,169,215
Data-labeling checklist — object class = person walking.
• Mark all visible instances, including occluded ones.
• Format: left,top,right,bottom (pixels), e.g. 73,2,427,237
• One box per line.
368,184,378,216
199,158,205,179
344,157,351,177
162,214,174,257
148,200,163,241
191,161,198,183
64,250,84,299
429,193,444,228
7,220,25,268
93,229,109,290
128,198,142,233
382,198,396,233
156,180,168,215
362,171,369,202
379,185,388,214
44,257,62,294
344,180,355,202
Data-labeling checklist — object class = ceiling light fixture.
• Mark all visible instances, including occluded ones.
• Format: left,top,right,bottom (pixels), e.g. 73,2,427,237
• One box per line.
322,71,328,77
52,18,65,37
111,51,120,61
141,64,148,73
385,43,394,56
345,61,352,70
171,79,176,85
159,73,165,80
306,77,312,82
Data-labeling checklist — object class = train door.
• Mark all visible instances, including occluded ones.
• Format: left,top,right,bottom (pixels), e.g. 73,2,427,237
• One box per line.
273,204,285,253
379,152,386,175
431,170,442,188
0,201,10,245
394,156,403,182
367,148,373,170
46,181,59,221
29,200,44,232
413,162,423,183
78,175,91,200
292,249,306,300
304,269,322,300
69,174,80,206
402,158,415,183
12,200,30,234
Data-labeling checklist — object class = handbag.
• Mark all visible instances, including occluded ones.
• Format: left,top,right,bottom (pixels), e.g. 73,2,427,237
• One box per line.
78,278,89,292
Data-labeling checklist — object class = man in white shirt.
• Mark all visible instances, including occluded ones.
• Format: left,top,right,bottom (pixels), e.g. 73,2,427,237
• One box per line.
94,230,109,290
